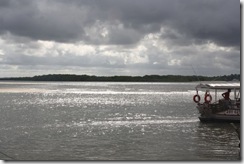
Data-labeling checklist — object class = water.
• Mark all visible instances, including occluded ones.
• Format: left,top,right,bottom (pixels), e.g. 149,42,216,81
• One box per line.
0,81,240,160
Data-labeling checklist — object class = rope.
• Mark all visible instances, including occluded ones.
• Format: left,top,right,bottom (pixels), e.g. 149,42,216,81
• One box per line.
0,150,14,160
191,65,200,82
230,123,240,140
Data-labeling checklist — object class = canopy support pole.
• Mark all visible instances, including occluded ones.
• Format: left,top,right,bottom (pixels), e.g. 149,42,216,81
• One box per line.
215,89,217,103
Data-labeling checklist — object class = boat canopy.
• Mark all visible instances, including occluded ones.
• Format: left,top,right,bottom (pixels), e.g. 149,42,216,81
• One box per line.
196,82,240,90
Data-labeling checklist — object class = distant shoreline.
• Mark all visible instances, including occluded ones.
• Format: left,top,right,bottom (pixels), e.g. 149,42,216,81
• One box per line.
0,74,240,82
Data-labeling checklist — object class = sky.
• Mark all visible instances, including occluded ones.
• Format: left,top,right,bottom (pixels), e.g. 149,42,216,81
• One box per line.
0,0,241,77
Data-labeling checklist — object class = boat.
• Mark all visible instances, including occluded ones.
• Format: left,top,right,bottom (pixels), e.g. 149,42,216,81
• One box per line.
193,82,240,122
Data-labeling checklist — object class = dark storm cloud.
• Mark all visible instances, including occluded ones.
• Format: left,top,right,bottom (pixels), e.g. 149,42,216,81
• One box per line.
0,0,240,48
0,0,87,42
171,0,240,48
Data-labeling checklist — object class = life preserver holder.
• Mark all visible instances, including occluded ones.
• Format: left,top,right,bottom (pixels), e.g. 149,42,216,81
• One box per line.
204,94,212,103
193,94,200,103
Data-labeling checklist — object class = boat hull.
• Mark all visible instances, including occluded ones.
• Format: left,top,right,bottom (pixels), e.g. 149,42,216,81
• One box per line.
199,115,240,123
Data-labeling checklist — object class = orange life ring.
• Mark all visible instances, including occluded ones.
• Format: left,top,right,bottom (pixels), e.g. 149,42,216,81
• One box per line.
204,94,212,103
193,94,200,103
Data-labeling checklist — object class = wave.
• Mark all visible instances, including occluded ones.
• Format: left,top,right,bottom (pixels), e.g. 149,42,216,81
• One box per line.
62,90,198,95
68,117,199,128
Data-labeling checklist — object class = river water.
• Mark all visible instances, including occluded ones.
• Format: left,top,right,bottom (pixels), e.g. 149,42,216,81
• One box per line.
0,81,240,160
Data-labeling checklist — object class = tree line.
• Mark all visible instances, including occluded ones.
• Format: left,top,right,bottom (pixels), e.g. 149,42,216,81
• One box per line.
0,74,240,82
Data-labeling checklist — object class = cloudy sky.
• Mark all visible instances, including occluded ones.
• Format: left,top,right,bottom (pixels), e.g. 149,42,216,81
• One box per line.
0,0,241,77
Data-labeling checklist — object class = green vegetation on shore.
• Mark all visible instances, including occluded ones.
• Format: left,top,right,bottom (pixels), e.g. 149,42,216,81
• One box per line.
0,74,240,82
